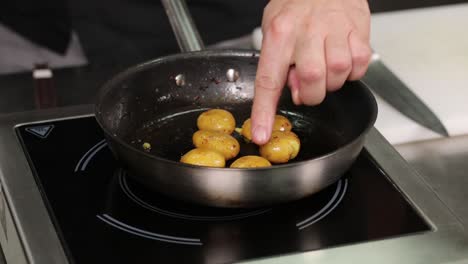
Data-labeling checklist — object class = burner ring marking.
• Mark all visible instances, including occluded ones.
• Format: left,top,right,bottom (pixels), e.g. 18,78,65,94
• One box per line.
296,179,348,230
75,139,107,172
97,214,202,246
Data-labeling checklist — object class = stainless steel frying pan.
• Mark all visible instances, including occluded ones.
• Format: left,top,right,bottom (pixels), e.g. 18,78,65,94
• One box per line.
94,0,378,208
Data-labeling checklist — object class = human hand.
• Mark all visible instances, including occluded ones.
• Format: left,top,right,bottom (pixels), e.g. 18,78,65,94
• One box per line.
250,0,372,144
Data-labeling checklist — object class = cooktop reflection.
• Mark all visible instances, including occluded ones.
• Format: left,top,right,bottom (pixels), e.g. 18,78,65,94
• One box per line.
16,117,430,264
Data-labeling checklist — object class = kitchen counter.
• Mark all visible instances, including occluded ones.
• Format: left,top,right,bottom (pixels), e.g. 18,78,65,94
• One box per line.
369,3,468,144
396,135,468,228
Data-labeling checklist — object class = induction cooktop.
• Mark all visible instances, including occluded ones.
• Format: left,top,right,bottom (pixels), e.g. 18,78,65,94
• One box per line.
12,116,429,263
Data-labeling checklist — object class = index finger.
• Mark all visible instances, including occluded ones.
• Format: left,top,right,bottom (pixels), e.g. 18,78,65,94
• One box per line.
251,16,296,145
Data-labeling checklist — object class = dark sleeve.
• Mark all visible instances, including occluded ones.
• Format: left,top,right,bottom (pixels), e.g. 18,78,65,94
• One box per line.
0,0,72,54
187,0,269,45
68,0,268,67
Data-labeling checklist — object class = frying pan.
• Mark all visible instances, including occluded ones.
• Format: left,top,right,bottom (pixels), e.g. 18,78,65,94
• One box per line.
94,0,378,208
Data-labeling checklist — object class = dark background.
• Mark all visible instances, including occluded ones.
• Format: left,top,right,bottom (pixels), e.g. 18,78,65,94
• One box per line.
0,0,466,114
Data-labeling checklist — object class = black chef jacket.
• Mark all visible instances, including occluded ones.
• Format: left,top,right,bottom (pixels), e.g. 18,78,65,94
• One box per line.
0,0,268,68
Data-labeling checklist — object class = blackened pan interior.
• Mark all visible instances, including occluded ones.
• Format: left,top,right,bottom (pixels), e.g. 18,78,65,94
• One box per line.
95,50,377,168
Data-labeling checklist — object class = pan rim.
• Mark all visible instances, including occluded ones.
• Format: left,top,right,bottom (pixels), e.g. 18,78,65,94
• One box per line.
94,49,378,173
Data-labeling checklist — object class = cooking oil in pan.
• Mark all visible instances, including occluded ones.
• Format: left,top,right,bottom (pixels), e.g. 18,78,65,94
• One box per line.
128,107,346,166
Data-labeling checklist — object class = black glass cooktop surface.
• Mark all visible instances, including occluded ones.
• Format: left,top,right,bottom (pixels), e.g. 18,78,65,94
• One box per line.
16,117,430,264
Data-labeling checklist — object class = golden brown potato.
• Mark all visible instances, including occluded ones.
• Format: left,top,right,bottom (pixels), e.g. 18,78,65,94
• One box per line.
236,118,252,141
259,131,301,164
230,155,272,168
273,115,293,132
180,148,225,167
236,115,292,141
193,130,240,160
197,109,236,134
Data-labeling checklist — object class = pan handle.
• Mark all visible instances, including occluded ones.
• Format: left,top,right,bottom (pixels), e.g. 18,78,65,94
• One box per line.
161,0,205,52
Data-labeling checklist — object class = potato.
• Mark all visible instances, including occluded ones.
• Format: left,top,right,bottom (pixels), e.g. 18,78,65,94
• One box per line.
180,148,225,167
273,115,293,132
235,119,253,141
259,131,301,164
236,115,292,141
230,155,272,168
193,130,240,160
197,109,236,134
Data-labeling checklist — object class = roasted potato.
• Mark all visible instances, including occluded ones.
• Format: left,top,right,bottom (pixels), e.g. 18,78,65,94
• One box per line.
197,109,236,134
272,115,293,132
236,115,292,141
235,119,252,141
230,155,272,168
193,130,240,160
259,131,301,164
180,148,225,167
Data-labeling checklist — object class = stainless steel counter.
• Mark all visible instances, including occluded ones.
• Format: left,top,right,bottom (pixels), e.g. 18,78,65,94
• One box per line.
396,136,468,228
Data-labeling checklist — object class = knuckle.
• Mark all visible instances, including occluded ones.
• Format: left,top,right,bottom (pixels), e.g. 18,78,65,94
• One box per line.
328,57,352,73
256,75,280,92
352,45,372,66
261,4,274,28
267,14,294,37
297,66,325,83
